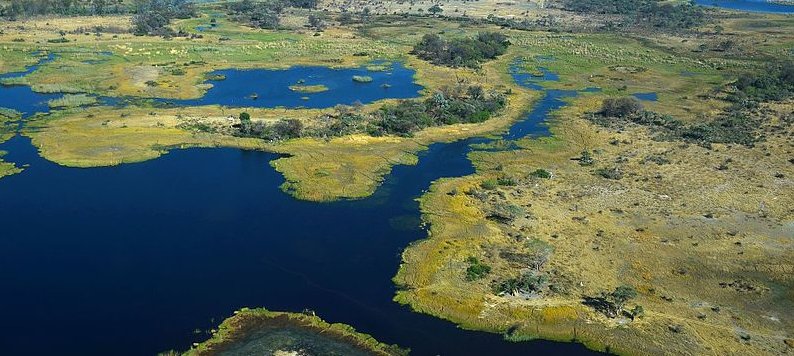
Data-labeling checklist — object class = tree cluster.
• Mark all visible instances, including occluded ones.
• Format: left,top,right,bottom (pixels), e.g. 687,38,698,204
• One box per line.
600,97,644,118
583,285,638,318
412,32,510,68
132,0,195,36
592,96,762,148
304,86,506,138
561,0,706,30
732,61,794,102
225,0,318,29
369,85,506,136
235,112,304,141
1,0,129,18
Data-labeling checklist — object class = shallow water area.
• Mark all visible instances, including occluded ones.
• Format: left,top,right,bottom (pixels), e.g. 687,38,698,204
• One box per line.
695,0,794,13
167,62,423,109
632,92,658,102
0,54,62,117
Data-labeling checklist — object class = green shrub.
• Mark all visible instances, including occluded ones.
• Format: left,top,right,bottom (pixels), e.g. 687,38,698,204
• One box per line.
497,176,518,186
529,169,551,179
596,167,623,180
480,179,498,190
465,257,492,281
493,272,547,295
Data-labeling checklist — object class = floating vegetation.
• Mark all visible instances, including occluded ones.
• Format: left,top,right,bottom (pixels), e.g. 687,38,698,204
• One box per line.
366,63,392,72
288,84,329,93
48,94,98,109
352,75,373,83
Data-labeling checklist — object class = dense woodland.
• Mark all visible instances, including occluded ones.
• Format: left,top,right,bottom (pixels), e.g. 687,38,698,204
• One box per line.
560,0,706,29
225,0,318,29
412,32,510,68
230,85,507,140
0,0,130,18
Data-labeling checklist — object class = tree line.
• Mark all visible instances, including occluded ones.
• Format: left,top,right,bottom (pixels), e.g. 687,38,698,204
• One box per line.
560,0,706,30
225,0,318,30
230,84,508,140
132,0,195,36
1,0,129,18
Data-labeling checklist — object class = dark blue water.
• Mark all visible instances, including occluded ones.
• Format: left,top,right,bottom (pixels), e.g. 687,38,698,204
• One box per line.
1,58,421,117
632,92,658,102
696,0,794,13
505,59,599,140
168,63,422,109
0,58,602,355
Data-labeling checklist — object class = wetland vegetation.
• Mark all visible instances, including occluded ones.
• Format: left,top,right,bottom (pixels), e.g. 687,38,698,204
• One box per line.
0,0,792,355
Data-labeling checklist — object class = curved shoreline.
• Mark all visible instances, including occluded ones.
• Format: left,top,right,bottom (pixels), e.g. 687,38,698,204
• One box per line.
182,308,407,356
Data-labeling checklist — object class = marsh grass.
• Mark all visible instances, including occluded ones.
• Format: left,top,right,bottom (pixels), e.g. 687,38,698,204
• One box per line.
288,84,329,93
48,94,98,108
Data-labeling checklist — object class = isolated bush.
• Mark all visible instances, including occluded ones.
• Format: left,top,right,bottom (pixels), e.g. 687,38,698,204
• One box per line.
601,97,643,118
465,257,492,281
529,169,551,179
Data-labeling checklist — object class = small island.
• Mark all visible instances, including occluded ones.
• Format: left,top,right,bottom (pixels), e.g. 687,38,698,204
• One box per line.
179,308,408,356
352,75,373,83
288,84,329,93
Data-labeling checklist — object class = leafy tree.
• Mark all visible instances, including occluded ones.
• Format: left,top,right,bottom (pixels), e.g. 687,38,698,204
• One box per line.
337,12,354,24
428,4,443,16
308,14,326,30
583,284,638,318
286,0,318,9
272,118,303,139
239,112,252,134
465,257,492,281
226,0,283,29
600,97,643,118
529,169,551,179
132,0,195,36
493,272,547,295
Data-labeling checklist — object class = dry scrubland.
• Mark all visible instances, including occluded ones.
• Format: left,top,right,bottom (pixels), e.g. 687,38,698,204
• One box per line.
395,96,793,354
0,3,793,355
392,10,794,356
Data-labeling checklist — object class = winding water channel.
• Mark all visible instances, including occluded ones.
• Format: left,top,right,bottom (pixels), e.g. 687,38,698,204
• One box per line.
0,55,605,355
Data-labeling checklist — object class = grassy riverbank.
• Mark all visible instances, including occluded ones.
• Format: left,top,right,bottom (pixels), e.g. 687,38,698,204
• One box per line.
394,76,794,355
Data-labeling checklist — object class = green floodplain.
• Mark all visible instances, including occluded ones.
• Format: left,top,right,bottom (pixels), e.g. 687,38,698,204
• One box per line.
0,0,792,354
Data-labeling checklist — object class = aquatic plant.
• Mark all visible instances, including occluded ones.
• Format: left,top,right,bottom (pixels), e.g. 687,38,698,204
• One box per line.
288,84,329,93
352,75,373,83
47,94,97,109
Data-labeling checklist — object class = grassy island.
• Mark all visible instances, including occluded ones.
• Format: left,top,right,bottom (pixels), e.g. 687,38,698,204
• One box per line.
288,84,329,93
177,308,407,356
